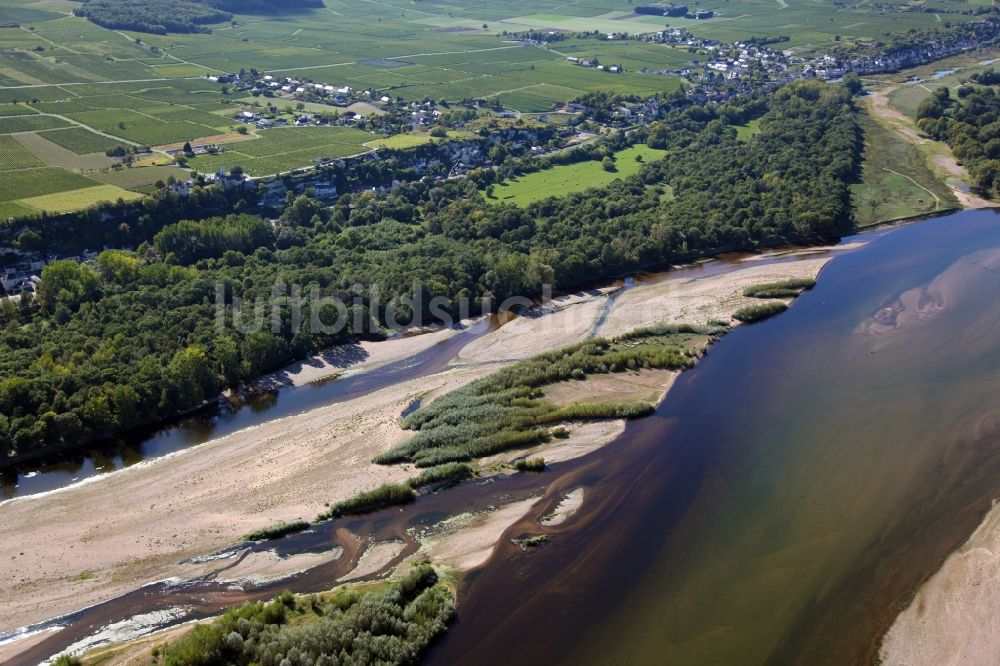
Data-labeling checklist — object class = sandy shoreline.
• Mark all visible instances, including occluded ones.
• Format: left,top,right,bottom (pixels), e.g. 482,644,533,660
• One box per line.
254,325,463,389
0,251,837,661
881,498,1000,666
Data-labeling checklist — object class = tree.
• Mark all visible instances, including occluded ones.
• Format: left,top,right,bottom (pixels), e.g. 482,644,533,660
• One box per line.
36,261,100,314
167,346,218,408
241,333,289,376
96,249,141,284
601,155,616,172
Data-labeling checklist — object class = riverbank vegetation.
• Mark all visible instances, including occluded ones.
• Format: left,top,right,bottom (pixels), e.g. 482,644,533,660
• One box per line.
155,565,452,666
851,109,958,226
375,325,721,468
915,77,1000,198
407,462,473,489
244,520,310,542
733,301,788,323
514,457,546,472
743,278,816,299
0,81,863,462
317,482,415,521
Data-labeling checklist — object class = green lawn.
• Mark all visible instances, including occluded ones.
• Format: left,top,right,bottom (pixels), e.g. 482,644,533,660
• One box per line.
486,144,667,207
734,118,763,142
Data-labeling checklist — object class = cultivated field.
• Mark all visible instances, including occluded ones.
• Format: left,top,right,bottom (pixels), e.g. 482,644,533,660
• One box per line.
19,183,142,213
185,126,375,176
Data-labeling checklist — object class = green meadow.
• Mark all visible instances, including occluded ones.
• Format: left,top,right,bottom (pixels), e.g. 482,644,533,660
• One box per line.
486,144,667,207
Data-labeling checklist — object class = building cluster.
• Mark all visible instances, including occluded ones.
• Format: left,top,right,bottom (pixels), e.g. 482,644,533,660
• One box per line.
1,249,99,298
633,19,1000,106
565,56,623,73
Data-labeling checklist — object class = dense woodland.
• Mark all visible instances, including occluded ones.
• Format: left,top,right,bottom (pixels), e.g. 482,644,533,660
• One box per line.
74,0,322,34
0,80,862,460
916,75,1000,197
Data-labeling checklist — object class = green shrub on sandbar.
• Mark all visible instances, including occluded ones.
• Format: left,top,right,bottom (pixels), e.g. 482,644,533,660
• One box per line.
408,462,473,488
318,482,415,521
733,301,788,323
244,520,310,542
742,278,815,299
514,457,545,472
539,401,655,423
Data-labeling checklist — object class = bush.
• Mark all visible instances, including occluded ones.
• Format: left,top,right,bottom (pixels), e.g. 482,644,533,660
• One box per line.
408,462,472,488
53,656,82,666
159,565,453,666
513,457,545,472
318,482,415,521
732,301,788,323
243,520,310,541
742,278,815,299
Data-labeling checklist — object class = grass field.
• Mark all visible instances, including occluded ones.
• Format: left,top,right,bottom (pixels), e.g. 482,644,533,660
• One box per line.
366,129,476,150
486,144,667,206
851,110,958,226
18,183,143,213
366,133,438,150
734,118,763,142
0,200,38,220
91,165,189,189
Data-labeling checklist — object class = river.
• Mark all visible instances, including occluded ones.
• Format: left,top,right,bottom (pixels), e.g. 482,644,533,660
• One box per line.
9,211,998,664
426,208,1000,664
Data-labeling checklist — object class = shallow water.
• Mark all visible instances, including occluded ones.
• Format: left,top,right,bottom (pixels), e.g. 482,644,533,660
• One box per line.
427,209,1000,665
